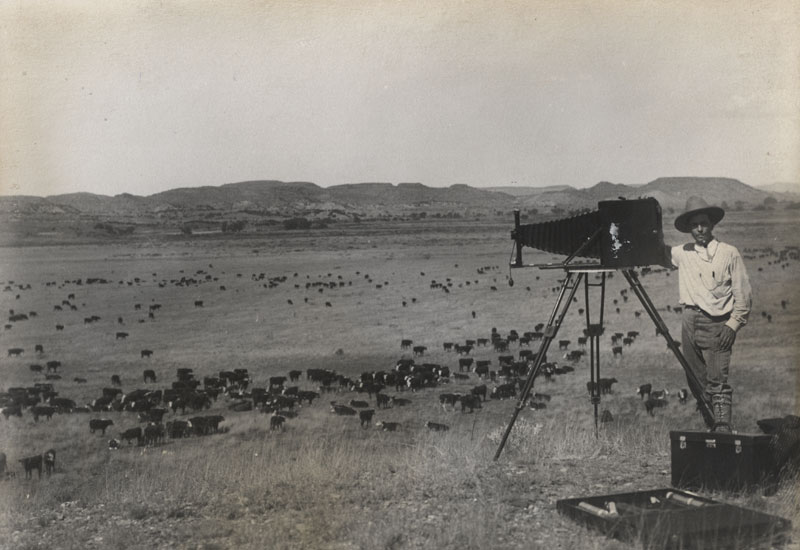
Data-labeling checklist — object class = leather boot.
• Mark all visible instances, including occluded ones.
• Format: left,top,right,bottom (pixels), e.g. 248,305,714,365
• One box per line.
711,394,732,433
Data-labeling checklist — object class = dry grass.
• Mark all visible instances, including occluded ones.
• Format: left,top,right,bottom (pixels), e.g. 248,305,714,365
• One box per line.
0,210,797,549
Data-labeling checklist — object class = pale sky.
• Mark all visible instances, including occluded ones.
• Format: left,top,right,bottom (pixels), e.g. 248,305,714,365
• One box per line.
1,0,798,197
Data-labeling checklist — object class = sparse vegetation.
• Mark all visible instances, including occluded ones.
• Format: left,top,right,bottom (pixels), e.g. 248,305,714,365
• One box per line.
0,208,797,549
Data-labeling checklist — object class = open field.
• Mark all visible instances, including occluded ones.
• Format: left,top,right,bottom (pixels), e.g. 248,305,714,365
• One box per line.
0,209,798,549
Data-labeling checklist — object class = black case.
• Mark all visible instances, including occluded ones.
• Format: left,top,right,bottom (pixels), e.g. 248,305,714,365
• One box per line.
557,488,791,550
670,431,778,494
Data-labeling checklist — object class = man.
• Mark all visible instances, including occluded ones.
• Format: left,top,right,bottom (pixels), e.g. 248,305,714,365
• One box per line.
668,196,752,432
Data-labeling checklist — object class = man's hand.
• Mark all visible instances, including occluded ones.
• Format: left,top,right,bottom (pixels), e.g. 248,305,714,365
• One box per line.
719,326,737,351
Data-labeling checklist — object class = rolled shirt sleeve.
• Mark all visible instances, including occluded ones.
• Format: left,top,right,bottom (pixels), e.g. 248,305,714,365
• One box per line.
724,251,752,332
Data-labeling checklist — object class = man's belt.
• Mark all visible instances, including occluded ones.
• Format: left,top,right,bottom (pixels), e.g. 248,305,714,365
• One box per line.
683,304,731,322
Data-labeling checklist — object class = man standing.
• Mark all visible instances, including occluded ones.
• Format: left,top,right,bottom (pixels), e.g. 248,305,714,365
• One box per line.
669,197,752,432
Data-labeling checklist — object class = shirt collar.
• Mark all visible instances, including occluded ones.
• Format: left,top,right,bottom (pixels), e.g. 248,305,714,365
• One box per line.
695,239,718,261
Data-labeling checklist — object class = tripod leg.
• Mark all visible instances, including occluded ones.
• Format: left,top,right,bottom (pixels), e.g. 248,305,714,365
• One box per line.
622,269,714,428
493,272,584,461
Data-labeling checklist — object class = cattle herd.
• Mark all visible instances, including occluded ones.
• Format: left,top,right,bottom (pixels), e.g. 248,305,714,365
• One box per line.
0,244,797,481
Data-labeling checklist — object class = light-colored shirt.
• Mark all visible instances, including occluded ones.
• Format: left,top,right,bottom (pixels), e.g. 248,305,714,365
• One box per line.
670,239,752,331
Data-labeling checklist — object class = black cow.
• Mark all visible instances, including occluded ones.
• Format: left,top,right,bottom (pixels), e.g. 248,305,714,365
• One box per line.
377,421,400,432
34,344,44,354
43,449,56,476
645,397,668,416
19,455,43,479
297,390,320,405
111,375,122,386
116,332,129,340
458,357,474,372
270,414,286,431
288,370,302,382
471,384,487,402
120,427,143,445
143,369,157,383
143,422,165,446
7,348,24,357
359,409,375,427
45,360,61,372
412,345,427,356
558,340,570,350
140,349,153,358
636,384,652,399
166,420,192,438
401,339,412,349
426,421,449,432
31,406,56,422
349,400,369,409
460,394,482,413
90,418,114,434
331,403,357,416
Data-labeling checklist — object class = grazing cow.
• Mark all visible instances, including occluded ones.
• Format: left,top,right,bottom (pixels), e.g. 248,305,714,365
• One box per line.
426,421,449,432
612,346,623,357
330,403,357,416
140,349,153,358
297,390,320,405
460,394,482,413
412,345,427,356
48,398,76,412
194,300,204,307
120,427,143,445
532,392,551,403
577,337,587,347
89,418,114,434
376,392,391,409
458,357,474,372
166,420,192,438
29,364,43,373
650,389,669,400
31,406,56,422
115,332,129,340
558,340,570,350
443,342,454,352
438,393,460,410
349,399,370,409
270,414,286,431
143,369,157,383
471,384,488,402
19,455,43,479
474,362,490,379
377,421,400,432
46,360,61,372
390,397,411,407
491,383,517,400
56,324,64,331
677,389,688,404
645,397,668,416
143,423,165,446
43,449,56,476
7,348,24,357
622,337,634,347
288,370,302,382
359,409,375,427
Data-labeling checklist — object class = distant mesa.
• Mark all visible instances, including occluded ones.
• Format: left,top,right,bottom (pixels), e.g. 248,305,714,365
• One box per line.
0,177,790,220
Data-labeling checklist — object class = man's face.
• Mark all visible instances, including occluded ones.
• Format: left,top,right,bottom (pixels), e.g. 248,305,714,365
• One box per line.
688,213,714,246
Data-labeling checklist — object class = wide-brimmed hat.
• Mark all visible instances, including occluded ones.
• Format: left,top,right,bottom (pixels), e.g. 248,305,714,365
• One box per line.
674,196,725,233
